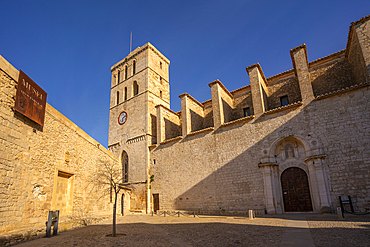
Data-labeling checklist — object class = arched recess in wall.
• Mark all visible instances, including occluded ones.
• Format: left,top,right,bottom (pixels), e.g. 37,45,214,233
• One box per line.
124,87,128,101
133,60,136,75
133,81,139,96
260,134,331,214
116,91,120,105
117,70,120,84
125,65,128,80
122,151,128,183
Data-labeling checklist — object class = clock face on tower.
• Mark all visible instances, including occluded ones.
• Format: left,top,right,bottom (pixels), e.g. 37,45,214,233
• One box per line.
118,111,127,125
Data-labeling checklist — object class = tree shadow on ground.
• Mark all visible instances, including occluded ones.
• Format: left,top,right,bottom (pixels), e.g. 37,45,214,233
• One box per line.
15,216,370,247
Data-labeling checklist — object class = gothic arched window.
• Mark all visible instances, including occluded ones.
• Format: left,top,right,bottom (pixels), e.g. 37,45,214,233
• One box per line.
122,151,128,183
125,65,128,80
124,87,127,101
133,60,136,75
116,91,119,105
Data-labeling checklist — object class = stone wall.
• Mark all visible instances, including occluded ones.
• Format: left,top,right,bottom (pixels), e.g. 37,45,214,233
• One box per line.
150,85,370,214
267,73,302,110
230,87,253,121
0,55,122,242
310,54,354,96
149,16,370,215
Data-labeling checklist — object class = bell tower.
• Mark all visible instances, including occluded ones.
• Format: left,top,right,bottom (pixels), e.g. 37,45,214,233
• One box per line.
108,43,170,213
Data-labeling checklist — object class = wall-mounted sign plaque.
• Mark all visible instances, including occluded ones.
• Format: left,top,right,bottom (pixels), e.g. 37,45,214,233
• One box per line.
14,70,47,126
118,111,127,125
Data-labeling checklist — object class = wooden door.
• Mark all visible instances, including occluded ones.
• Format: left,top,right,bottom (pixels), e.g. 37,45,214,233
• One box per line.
153,194,159,212
281,167,313,212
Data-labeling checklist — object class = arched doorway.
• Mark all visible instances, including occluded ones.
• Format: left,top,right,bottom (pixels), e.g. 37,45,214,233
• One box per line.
281,167,313,212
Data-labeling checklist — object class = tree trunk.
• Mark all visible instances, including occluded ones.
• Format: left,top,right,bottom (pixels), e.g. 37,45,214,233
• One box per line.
113,193,117,237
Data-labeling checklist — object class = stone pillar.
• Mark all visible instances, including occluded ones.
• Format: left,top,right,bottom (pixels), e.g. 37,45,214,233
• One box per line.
314,159,331,209
346,16,370,84
179,94,191,136
155,105,165,143
290,44,314,102
209,80,233,128
305,154,331,213
259,163,279,214
246,63,268,116
355,17,370,77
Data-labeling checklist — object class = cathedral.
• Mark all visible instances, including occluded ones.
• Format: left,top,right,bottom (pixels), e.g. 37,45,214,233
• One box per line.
108,15,370,215
1,14,370,246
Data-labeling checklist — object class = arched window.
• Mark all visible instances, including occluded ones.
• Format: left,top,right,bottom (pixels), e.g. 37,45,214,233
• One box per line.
133,81,139,96
116,91,119,105
117,71,120,84
122,151,128,183
124,87,127,101
133,60,136,75
125,65,128,80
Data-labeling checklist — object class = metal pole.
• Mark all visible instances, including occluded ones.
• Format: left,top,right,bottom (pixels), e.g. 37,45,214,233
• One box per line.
46,211,53,237
130,32,132,53
337,207,343,219
53,210,59,236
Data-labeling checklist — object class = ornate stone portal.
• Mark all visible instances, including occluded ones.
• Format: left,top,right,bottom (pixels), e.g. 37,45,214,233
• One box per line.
259,135,331,214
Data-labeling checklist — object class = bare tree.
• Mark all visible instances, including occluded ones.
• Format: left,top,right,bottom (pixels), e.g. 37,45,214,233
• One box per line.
89,160,123,237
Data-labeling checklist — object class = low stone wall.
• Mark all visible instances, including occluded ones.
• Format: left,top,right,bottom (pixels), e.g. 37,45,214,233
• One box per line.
0,55,121,238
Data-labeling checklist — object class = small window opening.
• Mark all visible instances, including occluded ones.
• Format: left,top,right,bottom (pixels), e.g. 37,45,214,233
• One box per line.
280,95,289,107
125,66,128,80
243,107,251,117
160,91,162,98
117,71,120,84
133,81,139,96
116,91,120,105
153,159,156,164
124,87,127,101
160,61,162,69
133,60,136,75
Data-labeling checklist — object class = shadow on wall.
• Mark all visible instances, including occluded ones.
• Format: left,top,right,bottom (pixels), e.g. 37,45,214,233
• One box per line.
311,58,355,96
267,76,302,111
190,109,204,132
150,114,157,144
164,118,181,140
170,92,369,214
14,110,43,132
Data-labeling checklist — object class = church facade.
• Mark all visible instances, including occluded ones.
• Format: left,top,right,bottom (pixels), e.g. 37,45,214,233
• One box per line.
108,16,370,215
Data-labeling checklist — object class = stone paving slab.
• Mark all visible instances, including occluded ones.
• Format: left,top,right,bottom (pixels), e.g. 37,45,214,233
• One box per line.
13,214,370,247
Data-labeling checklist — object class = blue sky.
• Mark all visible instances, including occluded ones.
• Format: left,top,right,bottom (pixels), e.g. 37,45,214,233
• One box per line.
1,1,369,147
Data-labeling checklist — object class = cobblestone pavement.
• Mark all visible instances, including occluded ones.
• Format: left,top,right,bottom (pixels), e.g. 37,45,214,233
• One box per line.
15,214,370,247
306,214,370,247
